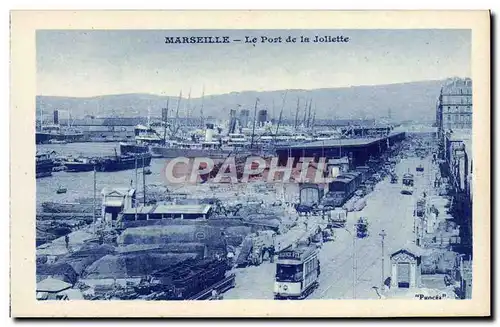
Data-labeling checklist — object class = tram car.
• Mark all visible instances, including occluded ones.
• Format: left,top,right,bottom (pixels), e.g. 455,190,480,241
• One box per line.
327,172,363,206
274,244,320,300
401,172,415,195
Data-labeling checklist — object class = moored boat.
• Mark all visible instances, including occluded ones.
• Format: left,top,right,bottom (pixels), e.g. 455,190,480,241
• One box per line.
64,157,98,172
56,186,67,194
97,152,152,172
36,151,55,178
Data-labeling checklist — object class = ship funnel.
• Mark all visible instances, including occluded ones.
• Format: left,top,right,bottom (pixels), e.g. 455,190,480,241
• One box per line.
205,123,214,142
53,110,59,125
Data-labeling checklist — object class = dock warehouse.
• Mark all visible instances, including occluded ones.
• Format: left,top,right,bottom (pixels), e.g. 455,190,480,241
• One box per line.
120,204,213,222
275,132,406,168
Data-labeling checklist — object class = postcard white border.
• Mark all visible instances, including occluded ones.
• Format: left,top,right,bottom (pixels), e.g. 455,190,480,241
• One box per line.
10,10,490,317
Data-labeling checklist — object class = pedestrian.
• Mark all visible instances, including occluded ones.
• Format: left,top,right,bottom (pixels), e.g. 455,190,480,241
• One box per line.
211,289,219,300
269,246,275,263
227,251,235,267
64,234,70,250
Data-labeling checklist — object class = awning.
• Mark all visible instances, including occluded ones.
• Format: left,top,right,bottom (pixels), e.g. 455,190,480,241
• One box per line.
103,199,124,207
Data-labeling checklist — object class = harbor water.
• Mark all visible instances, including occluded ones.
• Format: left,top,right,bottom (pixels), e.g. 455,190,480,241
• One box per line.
36,142,171,206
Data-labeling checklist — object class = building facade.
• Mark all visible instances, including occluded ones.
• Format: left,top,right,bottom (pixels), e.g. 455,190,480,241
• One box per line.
436,78,473,257
436,78,473,132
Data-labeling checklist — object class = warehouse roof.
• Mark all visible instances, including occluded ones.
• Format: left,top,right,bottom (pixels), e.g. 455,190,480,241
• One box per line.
122,204,212,215
278,132,405,150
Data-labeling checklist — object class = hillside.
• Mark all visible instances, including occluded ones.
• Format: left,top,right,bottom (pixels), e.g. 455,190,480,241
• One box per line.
36,80,444,122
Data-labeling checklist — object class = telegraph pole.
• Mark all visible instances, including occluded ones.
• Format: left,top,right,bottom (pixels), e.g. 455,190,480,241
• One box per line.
379,229,387,290
93,164,96,234
353,228,356,299
142,155,146,206
134,155,138,221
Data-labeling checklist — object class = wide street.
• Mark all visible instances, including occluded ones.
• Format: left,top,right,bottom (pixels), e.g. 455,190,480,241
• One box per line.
224,153,436,300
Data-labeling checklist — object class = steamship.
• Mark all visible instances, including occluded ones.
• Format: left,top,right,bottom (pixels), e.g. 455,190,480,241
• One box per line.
119,124,164,155
149,123,239,159
36,109,84,144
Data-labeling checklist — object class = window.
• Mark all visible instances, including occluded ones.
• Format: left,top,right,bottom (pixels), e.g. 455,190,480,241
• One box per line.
276,264,303,282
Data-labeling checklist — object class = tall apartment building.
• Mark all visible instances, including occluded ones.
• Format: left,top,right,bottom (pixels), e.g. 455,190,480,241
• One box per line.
435,77,473,257
436,77,473,131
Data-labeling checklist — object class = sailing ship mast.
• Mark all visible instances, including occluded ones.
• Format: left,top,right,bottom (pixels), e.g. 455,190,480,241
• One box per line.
250,98,259,149
200,86,205,129
311,108,316,129
302,98,308,127
307,99,313,128
172,90,182,136
147,107,151,127
294,97,300,130
163,98,169,145
274,92,287,141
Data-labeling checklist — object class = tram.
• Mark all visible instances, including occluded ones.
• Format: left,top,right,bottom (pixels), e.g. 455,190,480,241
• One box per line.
401,172,415,195
274,243,320,300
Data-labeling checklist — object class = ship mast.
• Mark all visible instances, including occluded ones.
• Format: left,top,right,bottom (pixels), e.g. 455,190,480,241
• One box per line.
163,98,169,145
147,107,151,127
302,98,308,127
307,99,313,128
311,109,316,129
250,98,259,149
294,97,300,130
200,86,205,129
172,90,182,136
274,91,287,141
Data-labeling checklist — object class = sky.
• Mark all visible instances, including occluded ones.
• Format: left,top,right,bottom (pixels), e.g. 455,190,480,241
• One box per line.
37,29,471,97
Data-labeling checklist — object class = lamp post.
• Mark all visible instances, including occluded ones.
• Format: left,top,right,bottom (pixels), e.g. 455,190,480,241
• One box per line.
344,223,358,299
379,229,387,290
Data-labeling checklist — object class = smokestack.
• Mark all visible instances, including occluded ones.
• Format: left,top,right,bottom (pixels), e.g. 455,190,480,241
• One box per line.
53,110,59,125
239,109,250,128
162,108,169,122
258,109,268,127
229,109,237,134
205,123,214,142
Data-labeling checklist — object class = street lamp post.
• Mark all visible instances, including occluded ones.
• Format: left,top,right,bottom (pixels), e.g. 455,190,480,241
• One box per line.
344,223,358,299
379,229,387,290
353,227,357,299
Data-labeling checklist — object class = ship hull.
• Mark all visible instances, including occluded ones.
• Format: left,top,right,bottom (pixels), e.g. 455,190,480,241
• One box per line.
150,146,234,159
120,142,150,155
97,154,152,172
65,162,96,172
36,159,54,178
36,132,84,144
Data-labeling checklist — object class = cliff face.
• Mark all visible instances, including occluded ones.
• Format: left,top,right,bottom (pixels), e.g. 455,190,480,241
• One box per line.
37,80,445,122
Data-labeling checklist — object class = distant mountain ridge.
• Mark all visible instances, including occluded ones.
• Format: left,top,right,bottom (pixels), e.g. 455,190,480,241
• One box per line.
36,80,445,122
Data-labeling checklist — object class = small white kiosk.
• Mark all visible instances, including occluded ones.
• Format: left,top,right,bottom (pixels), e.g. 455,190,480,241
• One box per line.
390,244,423,289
